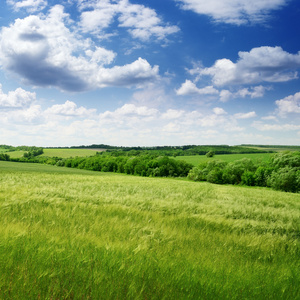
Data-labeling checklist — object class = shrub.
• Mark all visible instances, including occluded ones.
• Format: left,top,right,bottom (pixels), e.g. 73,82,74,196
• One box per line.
267,167,299,193
206,151,215,158
241,171,256,186
207,169,223,184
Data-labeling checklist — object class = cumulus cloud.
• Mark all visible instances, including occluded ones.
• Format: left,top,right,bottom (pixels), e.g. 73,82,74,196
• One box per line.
194,46,300,86
2,98,279,145
219,85,270,102
7,0,47,12
161,109,185,119
275,92,300,116
0,84,36,108
0,104,43,124
78,0,179,42
176,80,219,96
252,121,300,131
234,111,257,119
175,0,287,25
213,107,227,115
0,5,159,92
45,100,96,117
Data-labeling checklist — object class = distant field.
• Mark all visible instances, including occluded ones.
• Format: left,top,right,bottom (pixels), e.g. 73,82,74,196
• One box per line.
174,152,273,166
41,148,99,158
241,145,300,152
7,150,26,158
7,148,99,159
0,161,299,299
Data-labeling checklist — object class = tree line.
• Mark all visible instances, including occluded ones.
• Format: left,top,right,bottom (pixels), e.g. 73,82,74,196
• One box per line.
188,151,300,193
1,144,299,193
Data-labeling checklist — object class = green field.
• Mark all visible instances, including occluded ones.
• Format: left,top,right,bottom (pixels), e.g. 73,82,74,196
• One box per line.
0,161,299,299
7,150,26,158
175,153,274,166
7,148,99,159
41,148,99,158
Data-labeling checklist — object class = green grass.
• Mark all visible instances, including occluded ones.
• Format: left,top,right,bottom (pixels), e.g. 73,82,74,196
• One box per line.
174,153,274,166
0,161,299,299
40,148,99,158
7,150,26,158
6,148,98,159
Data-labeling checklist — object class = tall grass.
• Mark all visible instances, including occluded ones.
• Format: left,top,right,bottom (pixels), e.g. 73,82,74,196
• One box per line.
0,161,299,299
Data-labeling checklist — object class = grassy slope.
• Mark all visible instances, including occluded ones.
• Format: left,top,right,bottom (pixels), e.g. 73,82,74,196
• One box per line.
174,153,273,166
0,161,299,299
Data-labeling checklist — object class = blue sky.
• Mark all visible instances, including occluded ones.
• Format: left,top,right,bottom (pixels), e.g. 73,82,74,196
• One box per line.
0,0,300,147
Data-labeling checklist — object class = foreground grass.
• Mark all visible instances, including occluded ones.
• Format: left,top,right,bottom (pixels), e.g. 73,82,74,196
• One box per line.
175,153,273,166
0,161,299,299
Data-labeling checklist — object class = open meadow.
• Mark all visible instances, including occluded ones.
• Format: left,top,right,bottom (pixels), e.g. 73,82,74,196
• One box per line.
174,153,274,166
0,161,299,299
7,148,99,159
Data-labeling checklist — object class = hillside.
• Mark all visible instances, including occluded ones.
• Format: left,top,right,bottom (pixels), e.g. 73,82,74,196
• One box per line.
0,161,299,299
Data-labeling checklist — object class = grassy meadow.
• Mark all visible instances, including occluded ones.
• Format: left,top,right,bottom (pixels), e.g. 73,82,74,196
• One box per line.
175,153,273,166
0,161,299,299
7,148,99,159
41,148,99,158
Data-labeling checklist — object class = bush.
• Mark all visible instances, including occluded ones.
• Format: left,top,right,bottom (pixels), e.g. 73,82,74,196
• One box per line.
207,169,223,184
241,171,255,186
0,153,10,161
267,167,299,193
206,151,215,158
254,166,273,187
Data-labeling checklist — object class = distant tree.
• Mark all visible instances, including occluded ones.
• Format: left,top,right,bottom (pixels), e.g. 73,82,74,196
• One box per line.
206,151,215,158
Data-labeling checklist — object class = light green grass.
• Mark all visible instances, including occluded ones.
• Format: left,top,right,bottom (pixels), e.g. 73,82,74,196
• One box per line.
7,148,98,159
6,150,26,158
41,148,98,158
0,161,299,299
175,153,273,166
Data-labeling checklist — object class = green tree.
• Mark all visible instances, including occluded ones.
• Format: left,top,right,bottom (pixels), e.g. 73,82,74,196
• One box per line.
206,151,215,158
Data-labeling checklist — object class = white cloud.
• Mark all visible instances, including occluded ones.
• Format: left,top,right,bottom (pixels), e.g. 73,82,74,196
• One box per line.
3,100,292,146
45,100,96,117
219,90,232,102
262,116,278,121
0,84,36,108
213,107,227,115
0,104,43,124
0,5,159,92
196,46,300,86
234,111,257,119
7,0,47,12
252,121,300,131
161,109,185,119
175,0,287,25
78,0,179,42
114,103,159,117
85,47,116,65
275,92,300,116
219,86,270,102
176,80,219,96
